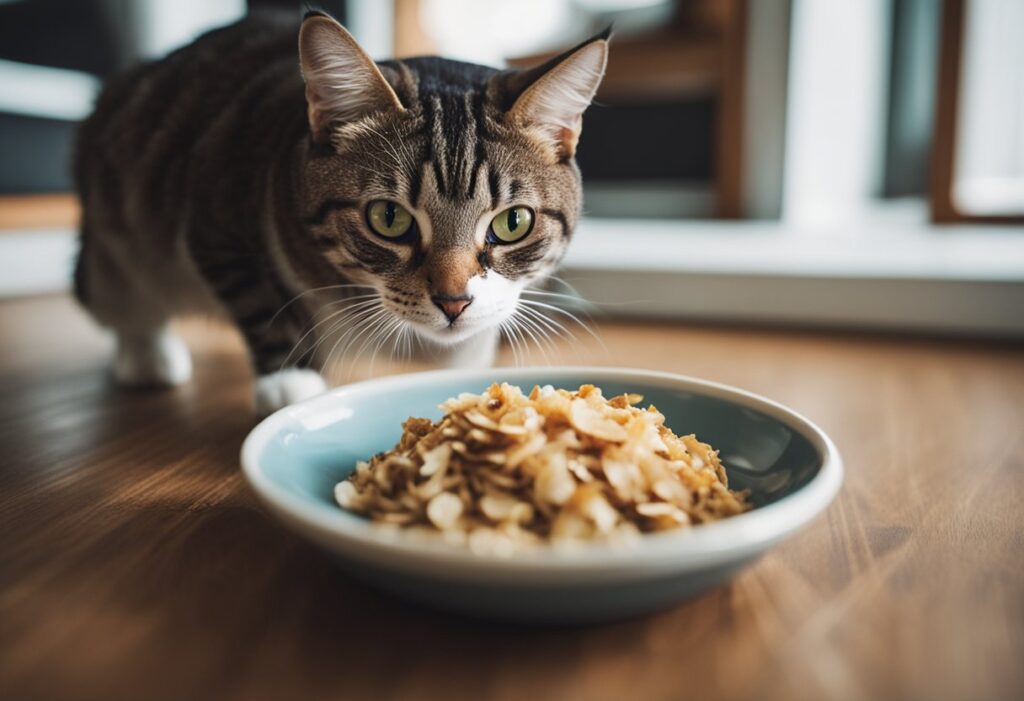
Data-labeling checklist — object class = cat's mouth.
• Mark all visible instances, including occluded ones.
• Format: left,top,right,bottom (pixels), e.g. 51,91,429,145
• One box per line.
381,283,517,346
413,316,488,345
403,304,510,346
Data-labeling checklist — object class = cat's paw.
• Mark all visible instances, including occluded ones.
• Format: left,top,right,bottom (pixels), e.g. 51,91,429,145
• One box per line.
254,368,327,416
114,329,193,387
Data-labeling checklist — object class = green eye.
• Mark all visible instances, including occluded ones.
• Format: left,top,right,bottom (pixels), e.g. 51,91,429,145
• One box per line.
367,200,414,239
489,206,534,244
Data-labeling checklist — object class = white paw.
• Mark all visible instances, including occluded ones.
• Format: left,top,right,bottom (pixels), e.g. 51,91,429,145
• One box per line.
254,368,327,416
114,329,192,387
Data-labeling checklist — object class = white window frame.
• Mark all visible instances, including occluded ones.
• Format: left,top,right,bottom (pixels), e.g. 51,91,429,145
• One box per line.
557,0,1023,337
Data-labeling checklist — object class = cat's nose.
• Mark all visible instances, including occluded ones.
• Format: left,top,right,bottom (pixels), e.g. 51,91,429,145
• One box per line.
432,295,473,323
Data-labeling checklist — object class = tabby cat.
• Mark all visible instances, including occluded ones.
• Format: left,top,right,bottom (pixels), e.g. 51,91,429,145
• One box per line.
74,10,608,414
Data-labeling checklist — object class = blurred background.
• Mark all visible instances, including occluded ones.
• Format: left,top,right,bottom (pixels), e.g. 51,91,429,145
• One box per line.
0,0,1021,336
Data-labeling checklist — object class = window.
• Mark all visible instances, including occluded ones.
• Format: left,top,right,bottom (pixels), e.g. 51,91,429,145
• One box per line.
0,0,1021,336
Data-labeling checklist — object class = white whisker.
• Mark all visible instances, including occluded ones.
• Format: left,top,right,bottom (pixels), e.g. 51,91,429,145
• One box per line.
514,309,559,363
517,303,579,344
518,298,606,352
520,288,585,302
369,317,405,374
546,274,587,299
501,320,517,367
360,123,407,171
348,313,399,380
327,306,390,378
504,316,531,366
281,296,382,370
303,302,384,367
268,283,377,329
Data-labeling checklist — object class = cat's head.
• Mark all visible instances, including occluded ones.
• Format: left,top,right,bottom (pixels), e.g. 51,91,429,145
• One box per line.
288,12,607,346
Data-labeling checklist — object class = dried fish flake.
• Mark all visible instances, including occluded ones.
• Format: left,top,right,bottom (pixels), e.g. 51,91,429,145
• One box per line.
334,382,750,554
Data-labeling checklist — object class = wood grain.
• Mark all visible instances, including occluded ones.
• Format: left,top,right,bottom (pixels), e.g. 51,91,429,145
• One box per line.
1,295,1022,701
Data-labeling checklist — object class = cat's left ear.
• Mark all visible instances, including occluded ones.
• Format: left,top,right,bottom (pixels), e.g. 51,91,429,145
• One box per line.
299,11,404,144
504,29,610,160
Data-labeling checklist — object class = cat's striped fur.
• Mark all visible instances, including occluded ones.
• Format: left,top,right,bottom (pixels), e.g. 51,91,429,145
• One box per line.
74,10,608,413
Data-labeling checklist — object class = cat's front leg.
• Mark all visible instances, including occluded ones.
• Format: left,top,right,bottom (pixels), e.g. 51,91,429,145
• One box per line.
191,247,328,415
442,327,500,370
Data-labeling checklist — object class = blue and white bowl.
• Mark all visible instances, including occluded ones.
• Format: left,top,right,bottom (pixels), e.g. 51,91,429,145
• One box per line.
241,367,842,622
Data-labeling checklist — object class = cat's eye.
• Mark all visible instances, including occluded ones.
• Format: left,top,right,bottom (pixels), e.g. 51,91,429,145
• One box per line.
366,200,415,239
488,206,535,244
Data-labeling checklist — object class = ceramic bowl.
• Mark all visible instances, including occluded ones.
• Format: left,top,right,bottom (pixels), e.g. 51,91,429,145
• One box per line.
241,367,842,622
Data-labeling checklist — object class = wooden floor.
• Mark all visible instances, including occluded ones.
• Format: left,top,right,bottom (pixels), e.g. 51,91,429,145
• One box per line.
1,294,1022,701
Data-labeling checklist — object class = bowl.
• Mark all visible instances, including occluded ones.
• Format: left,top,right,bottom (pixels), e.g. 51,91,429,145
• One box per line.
241,367,842,622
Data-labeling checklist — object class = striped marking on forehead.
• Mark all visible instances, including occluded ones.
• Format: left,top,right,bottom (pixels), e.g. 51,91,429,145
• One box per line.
420,90,491,202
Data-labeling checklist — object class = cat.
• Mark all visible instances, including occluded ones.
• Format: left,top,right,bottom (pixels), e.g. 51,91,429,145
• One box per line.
73,10,608,415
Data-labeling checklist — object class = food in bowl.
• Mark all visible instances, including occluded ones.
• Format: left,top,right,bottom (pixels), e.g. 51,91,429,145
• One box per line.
334,383,750,554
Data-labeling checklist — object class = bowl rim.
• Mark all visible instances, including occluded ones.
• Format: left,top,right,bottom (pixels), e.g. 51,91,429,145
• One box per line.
241,366,843,583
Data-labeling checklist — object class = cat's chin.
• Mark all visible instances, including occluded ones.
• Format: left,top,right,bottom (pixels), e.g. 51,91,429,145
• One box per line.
411,321,493,347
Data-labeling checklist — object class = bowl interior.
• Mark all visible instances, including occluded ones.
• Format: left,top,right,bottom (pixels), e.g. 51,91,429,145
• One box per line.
256,371,821,522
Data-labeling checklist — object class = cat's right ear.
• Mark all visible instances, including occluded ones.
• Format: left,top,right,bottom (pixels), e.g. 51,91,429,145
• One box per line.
299,12,404,144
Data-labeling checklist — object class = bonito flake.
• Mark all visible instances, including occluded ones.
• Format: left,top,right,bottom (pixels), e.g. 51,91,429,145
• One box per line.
335,383,750,554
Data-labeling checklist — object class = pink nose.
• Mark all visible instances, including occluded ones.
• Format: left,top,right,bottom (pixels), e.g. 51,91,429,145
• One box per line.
432,295,473,323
